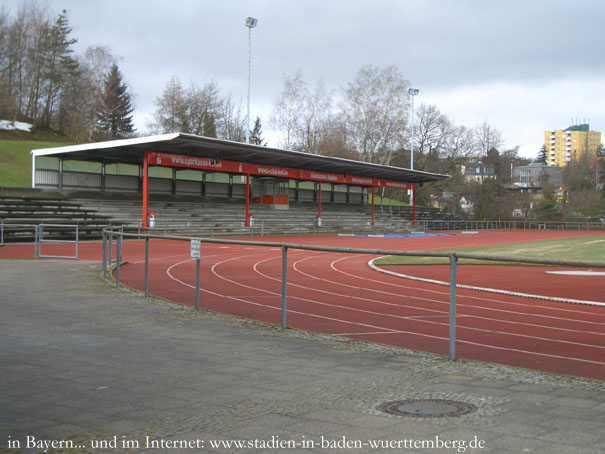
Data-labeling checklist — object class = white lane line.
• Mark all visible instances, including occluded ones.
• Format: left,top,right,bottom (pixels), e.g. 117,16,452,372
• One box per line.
369,257,605,307
280,254,605,349
293,253,605,334
166,255,400,335
327,254,605,325
162,250,605,366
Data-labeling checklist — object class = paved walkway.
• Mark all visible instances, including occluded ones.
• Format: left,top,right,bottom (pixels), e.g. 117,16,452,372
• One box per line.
1,259,604,453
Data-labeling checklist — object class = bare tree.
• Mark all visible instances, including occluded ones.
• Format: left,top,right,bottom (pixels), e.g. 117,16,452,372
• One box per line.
150,76,223,137
412,103,451,171
319,117,357,160
340,64,409,165
219,93,246,142
186,80,221,137
271,69,305,149
445,125,476,162
473,121,504,156
8,2,52,123
66,45,118,141
149,75,187,134
298,77,332,154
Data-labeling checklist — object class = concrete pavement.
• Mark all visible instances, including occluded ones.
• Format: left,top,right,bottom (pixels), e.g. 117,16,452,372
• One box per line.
1,259,604,453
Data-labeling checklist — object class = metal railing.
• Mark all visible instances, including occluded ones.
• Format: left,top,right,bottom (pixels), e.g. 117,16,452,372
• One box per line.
102,226,605,361
419,219,604,232
0,223,34,246
35,224,79,259
102,217,408,238
0,223,79,259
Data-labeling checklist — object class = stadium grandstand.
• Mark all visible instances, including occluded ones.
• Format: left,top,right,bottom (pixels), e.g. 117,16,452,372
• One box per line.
2,133,451,240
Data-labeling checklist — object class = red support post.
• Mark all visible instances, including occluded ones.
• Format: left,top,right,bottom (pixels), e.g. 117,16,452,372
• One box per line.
142,152,149,228
371,186,375,226
245,173,250,227
412,186,416,226
317,182,322,219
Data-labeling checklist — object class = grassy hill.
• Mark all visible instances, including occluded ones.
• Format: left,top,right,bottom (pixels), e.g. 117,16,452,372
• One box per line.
0,129,72,188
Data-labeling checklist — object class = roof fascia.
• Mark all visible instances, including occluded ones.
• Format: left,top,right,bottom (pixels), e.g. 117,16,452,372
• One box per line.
30,133,181,157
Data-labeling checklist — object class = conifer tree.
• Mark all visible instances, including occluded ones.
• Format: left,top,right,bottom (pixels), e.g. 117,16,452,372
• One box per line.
535,145,547,164
95,64,135,139
43,9,79,128
249,116,266,146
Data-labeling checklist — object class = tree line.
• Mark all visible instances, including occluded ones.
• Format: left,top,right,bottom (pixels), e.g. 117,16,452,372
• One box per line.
0,3,134,141
2,3,602,220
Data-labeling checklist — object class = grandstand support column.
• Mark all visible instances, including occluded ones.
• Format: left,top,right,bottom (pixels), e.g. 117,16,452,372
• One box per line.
371,186,375,226
101,162,106,192
58,158,63,192
245,173,251,227
142,152,149,228
318,182,322,219
31,154,36,188
412,185,417,226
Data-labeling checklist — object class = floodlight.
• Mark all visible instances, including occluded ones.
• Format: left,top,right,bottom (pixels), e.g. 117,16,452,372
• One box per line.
245,17,259,144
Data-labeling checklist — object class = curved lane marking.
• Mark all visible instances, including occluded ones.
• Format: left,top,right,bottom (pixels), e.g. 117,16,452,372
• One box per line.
159,249,605,367
368,257,605,307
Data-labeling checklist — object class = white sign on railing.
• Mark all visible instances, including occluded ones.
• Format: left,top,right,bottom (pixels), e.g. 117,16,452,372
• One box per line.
190,238,201,259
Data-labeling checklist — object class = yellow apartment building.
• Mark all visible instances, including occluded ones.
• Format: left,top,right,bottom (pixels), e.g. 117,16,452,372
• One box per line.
544,124,601,167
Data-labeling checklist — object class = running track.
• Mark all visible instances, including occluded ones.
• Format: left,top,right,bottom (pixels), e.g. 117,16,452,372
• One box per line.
2,230,605,381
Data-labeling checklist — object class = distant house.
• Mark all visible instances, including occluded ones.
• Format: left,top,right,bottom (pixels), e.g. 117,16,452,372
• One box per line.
462,161,495,183
511,163,562,193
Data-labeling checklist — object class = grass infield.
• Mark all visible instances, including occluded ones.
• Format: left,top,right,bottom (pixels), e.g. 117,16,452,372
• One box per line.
374,235,605,266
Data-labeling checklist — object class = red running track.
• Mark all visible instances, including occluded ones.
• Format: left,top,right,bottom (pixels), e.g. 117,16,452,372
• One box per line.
2,230,605,381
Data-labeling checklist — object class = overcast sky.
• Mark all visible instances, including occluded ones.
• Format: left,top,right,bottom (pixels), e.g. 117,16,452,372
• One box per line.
4,0,605,158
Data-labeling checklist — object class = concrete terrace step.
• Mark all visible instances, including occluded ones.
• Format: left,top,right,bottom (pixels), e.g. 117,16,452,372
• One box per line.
1,192,461,241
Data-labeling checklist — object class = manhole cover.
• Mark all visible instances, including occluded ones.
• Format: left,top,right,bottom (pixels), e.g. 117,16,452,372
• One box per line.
378,399,477,418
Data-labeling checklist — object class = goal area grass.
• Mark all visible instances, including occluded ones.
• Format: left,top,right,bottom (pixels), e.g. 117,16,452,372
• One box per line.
373,235,605,266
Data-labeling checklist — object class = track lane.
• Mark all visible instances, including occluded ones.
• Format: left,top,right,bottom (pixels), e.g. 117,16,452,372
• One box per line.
3,231,604,380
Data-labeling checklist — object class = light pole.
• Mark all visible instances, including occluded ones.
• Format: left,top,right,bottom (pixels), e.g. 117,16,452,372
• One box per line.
408,87,419,221
408,88,419,170
245,17,258,144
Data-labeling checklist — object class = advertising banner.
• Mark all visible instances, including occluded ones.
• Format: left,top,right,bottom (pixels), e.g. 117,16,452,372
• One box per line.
147,152,413,190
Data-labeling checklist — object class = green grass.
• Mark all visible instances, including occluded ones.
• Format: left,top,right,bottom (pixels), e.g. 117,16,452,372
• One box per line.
373,195,410,206
0,127,73,188
374,235,605,266
0,139,72,187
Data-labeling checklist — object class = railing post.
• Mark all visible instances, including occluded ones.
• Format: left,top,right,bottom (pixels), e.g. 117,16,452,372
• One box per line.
75,224,79,260
116,231,122,288
108,231,113,265
144,236,150,297
281,246,288,329
449,253,458,360
102,231,107,280
195,255,201,311
35,225,40,259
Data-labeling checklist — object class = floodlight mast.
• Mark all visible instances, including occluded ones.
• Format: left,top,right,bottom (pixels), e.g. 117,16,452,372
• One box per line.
408,88,419,171
245,17,258,144
408,87,419,217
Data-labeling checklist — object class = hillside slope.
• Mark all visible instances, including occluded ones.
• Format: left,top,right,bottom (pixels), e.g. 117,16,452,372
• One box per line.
0,129,71,188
